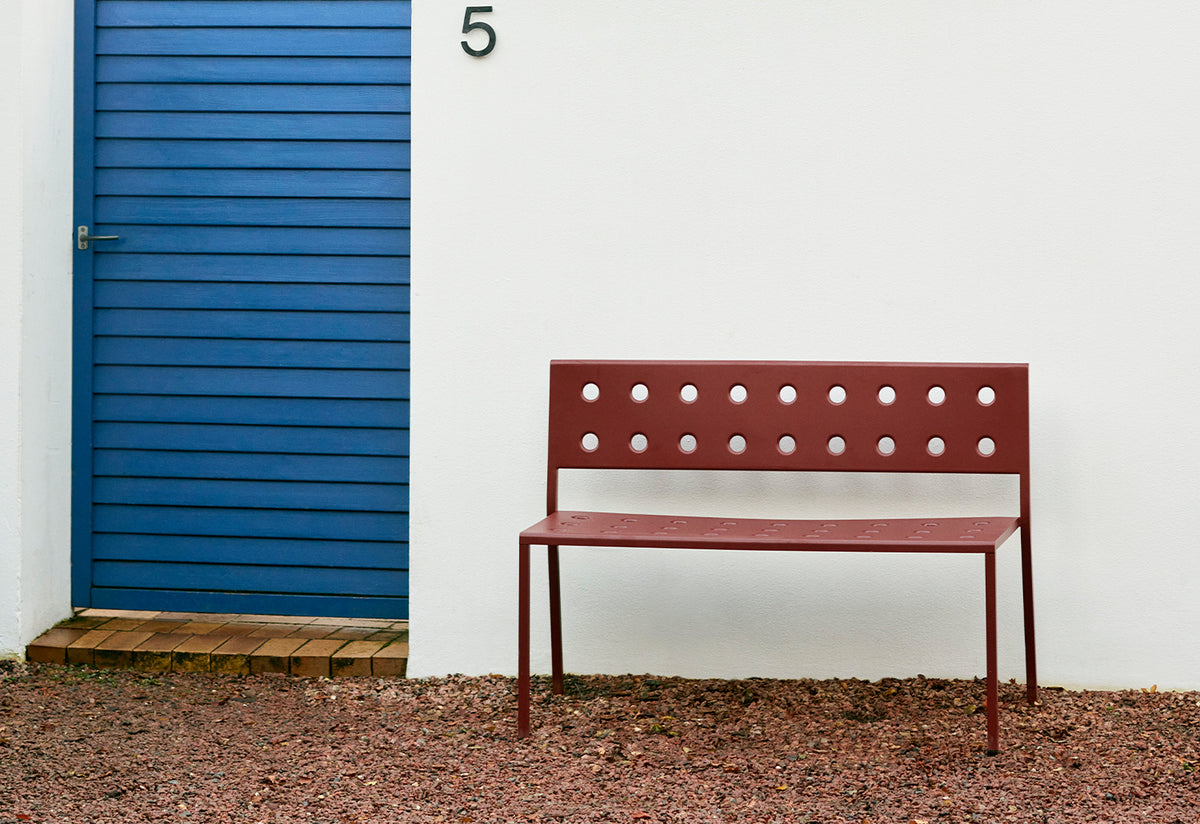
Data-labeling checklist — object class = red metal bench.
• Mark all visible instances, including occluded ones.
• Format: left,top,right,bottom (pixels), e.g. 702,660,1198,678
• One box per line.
518,360,1037,753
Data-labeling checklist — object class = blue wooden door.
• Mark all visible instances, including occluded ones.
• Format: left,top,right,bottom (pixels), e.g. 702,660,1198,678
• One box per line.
72,1,411,618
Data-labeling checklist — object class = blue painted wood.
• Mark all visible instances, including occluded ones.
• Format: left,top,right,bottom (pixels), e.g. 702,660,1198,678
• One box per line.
99,56,411,84
94,450,408,483
94,283,409,311
94,396,408,428
92,226,409,255
76,0,411,617
93,534,409,570
95,309,410,340
94,506,408,542
96,197,410,227
94,366,411,399
72,0,100,608
88,589,407,620
97,140,410,169
94,562,408,598
94,255,409,284
98,1,411,28
94,478,409,512
96,112,410,140
93,423,410,456
97,28,411,57
95,338,410,369
96,170,411,199
98,84,411,112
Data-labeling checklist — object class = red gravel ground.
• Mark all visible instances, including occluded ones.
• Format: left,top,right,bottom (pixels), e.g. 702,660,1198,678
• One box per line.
1,661,1197,823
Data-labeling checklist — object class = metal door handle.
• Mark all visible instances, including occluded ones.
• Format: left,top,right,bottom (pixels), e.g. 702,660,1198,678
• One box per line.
77,226,120,250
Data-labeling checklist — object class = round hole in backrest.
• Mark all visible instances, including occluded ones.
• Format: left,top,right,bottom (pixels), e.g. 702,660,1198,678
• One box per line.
827,435,846,456
581,432,599,452
630,433,648,453
877,385,896,405
977,385,996,406
679,433,697,454
877,436,896,456
977,437,996,457
680,383,698,404
778,384,797,404
631,383,649,403
828,385,847,405
927,436,946,457
582,382,600,402
927,385,946,406
729,384,748,404
778,435,796,455
728,434,747,454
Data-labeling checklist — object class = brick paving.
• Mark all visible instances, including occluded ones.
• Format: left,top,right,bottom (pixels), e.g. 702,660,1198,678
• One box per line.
25,609,409,677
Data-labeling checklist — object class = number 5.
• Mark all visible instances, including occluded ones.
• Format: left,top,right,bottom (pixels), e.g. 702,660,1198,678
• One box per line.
462,6,496,57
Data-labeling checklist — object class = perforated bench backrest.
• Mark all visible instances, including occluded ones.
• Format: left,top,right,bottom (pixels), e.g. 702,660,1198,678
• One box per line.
547,360,1029,476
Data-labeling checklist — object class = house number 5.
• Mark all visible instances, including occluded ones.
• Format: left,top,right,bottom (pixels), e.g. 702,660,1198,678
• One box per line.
461,6,496,57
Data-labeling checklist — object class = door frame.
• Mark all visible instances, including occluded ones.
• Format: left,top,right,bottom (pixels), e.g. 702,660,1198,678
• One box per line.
71,0,98,606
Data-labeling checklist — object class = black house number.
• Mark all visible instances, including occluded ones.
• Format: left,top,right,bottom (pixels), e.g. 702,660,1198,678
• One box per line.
461,6,496,56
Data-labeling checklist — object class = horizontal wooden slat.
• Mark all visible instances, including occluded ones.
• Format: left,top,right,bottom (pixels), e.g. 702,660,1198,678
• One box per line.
96,196,409,228
97,28,411,57
95,308,409,340
94,365,410,399
97,169,410,198
93,225,408,255
98,1,411,28
94,477,408,512
94,422,409,456
93,561,407,597
97,139,410,169
98,84,410,113
95,450,407,483
96,112,409,140
94,254,408,283
93,533,408,569
95,504,408,541
88,588,407,619
96,338,409,369
94,395,408,427
94,282,409,311
98,55,410,84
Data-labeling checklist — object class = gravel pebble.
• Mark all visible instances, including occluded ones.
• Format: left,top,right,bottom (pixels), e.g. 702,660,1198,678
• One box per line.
0,662,1196,822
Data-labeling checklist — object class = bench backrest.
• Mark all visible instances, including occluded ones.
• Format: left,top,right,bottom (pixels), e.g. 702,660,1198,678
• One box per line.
547,360,1029,481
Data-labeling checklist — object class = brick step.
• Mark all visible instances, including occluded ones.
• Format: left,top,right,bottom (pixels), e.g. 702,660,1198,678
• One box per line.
25,609,408,677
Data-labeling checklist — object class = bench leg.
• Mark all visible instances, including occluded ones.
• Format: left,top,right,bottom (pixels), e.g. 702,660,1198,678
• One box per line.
518,542,531,737
548,545,564,695
985,550,1000,754
1021,528,1038,705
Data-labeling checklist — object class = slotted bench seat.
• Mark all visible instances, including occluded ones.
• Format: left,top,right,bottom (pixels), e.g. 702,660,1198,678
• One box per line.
517,360,1037,754
523,511,1019,552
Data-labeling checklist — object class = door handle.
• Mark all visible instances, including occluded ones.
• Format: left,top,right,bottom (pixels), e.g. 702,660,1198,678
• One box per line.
77,225,120,250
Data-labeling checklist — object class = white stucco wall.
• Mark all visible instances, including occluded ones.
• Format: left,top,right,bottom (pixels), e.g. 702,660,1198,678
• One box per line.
411,2,1200,689
0,0,75,657
0,0,23,657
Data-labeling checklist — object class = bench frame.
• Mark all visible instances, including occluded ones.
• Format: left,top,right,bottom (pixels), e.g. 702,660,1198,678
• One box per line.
518,360,1036,753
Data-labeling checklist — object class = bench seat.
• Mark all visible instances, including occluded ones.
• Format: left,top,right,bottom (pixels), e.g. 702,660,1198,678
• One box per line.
523,511,1019,553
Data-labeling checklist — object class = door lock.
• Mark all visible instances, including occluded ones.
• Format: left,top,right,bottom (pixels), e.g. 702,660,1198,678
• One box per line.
77,226,120,250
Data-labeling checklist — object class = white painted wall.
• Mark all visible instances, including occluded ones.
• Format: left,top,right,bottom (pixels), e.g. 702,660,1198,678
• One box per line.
411,2,1200,690
0,0,23,657
0,0,75,658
